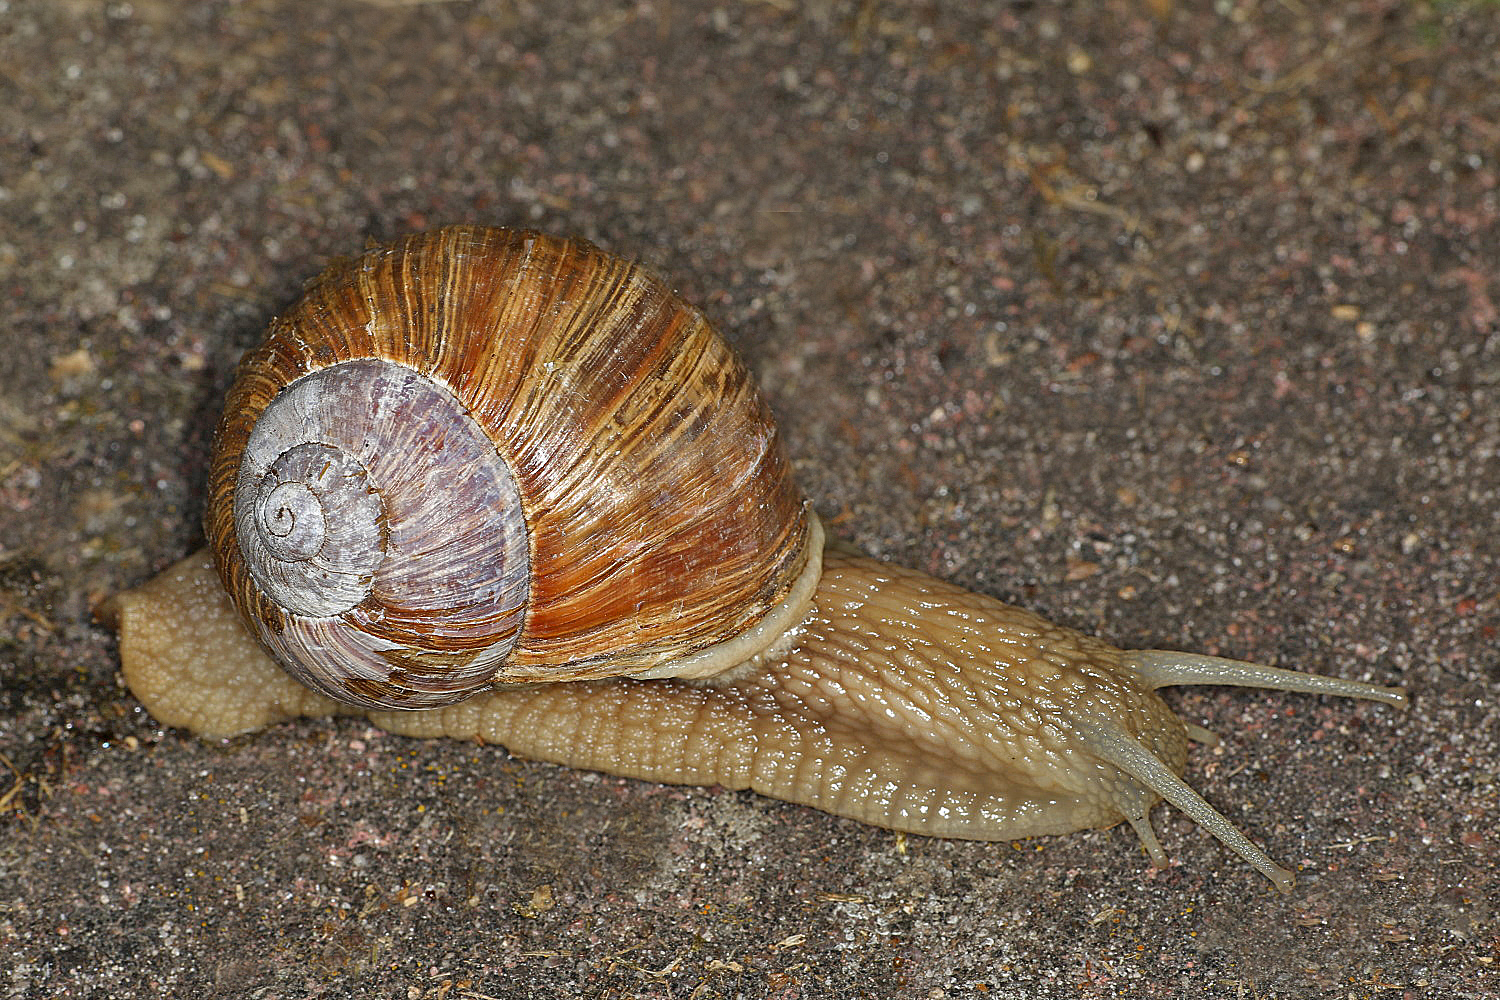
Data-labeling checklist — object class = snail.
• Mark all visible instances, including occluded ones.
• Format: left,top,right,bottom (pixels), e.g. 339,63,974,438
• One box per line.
105,225,1407,893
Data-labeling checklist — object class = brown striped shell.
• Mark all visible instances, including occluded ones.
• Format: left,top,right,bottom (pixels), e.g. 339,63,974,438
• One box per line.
205,226,812,710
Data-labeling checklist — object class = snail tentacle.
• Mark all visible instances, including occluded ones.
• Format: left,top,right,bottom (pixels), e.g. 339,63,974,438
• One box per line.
1124,651,1410,708
1124,814,1169,869
1183,722,1221,746
1075,715,1298,893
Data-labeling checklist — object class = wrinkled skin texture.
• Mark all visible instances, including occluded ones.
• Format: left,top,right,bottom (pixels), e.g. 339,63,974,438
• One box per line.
108,545,1406,892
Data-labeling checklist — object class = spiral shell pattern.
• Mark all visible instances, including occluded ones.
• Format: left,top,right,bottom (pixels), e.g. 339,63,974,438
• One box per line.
206,226,810,709
229,358,532,707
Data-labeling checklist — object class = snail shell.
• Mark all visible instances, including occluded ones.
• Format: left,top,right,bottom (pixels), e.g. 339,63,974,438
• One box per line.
207,227,813,709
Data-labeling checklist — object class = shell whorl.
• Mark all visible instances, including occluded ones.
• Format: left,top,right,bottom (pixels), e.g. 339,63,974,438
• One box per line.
206,226,811,709
227,358,532,708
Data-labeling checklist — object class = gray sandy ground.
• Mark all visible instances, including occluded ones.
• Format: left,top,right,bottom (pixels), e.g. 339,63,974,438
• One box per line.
1,1,1496,997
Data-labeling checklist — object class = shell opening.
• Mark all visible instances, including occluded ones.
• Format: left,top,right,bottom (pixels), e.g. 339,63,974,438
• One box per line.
629,510,825,682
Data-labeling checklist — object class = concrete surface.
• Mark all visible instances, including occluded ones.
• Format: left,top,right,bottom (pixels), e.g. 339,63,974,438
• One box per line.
1,1,1496,997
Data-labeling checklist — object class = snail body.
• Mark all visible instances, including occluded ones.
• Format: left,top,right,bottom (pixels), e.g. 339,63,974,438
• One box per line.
107,226,1407,892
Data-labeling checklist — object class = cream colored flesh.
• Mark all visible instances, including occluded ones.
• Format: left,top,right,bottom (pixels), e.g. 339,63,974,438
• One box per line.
105,550,351,734
106,546,1405,891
